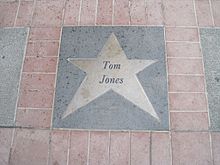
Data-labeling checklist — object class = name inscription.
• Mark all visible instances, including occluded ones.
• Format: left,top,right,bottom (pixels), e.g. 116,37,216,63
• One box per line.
99,61,124,84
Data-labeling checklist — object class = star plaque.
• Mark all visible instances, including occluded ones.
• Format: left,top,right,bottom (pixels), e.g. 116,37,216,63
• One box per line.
53,27,168,130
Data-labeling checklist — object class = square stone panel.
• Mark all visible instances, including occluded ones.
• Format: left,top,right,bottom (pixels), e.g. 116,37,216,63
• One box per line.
0,28,28,126
200,28,220,131
53,26,168,130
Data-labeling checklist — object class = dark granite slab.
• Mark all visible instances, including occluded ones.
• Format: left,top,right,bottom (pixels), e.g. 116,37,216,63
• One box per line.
200,28,220,131
0,28,28,126
53,26,168,130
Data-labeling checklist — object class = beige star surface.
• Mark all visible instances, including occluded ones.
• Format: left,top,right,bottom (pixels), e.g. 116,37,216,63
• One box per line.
63,33,159,121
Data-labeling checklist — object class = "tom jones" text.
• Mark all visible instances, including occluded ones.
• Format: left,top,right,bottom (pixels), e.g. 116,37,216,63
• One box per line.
99,61,124,84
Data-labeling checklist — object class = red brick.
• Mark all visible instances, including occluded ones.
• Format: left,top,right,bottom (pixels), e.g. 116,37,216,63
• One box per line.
212,132,220,165
97,0,112,25
80,0,96,25
0,2,18,27
0,128,13,165
26,41,59,57
146,0,163,25
130,132,150,165
170,112,209,131
195,0,213,26
29,28,61,40
19,73,55,90
18,73,55,108
169,93,207,111
49,130,69,165
168,58,204,74
169,75,205,92
172,132,212,165
164,0,196,26
9,129,50,165
212,0,220,27
130,0,147,25
89,131,109,165
32,0,64,27
166,42,202,57
69,131,88,165
23,57,57,73
18,88,54,108
113,0,130,25
16,108,51,128
64,0,80,25
151,132,171,165
16,1,34,26
110,132,130,165
166,27,199,42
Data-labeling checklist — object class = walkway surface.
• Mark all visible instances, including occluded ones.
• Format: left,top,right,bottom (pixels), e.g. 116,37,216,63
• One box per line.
0,0,220,165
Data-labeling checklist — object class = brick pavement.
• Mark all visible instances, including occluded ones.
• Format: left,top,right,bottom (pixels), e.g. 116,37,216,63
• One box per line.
0,0,220,164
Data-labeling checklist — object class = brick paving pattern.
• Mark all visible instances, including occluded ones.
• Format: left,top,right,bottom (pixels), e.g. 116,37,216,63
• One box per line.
0,0,220,165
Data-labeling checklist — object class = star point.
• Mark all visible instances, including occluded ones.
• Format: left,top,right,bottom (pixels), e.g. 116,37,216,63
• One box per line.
63,33,160,121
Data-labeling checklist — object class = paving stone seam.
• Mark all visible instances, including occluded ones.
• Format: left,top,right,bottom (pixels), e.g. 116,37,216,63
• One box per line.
164,24,173,165
29,39,60,42
66,130,71,165
52,128,171,133
28,40,60,43
164,25,171,142
46,130,51,165
168,74,204,76
170,110,207,112
1,26,28,29
87,131,91,165
144,0,148,25
8,128,16,165
166,26,220,29
168,131,173,165
128,0,131,26
208,0,215,26
2,127,215,133
209,132,214,165
129,131,131,165
50,27,62,129
168,91,206,93
24,55,58,58
21,72,56,75
167,57,202,59
61,0,67,26
149,132,152,165
63,24,164,27
198,29,213,130
22,71,57,74
108,131,111,165
78,0,83,25
17,107,52,110
193,0,210,132
13,27,30,126
166,41,199,43
198,24,215,165
111,0,115,25
201,26,220,30
166,25,208,28
109,131,112,165
30,0,36,27
13,0,20,27
193,0,214,164
94,0,98,25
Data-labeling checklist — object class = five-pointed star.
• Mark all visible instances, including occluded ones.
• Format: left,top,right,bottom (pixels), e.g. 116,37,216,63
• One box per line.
63,33,159,121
